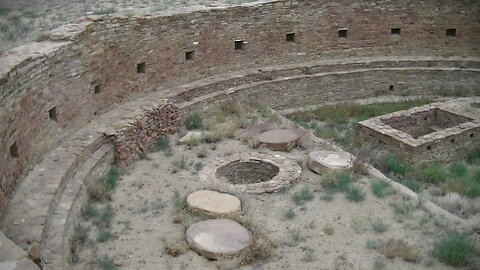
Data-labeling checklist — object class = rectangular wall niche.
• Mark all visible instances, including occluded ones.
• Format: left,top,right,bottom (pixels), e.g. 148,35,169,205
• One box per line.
391,28,401,35
137,62,146,73
234,40,244,50
446,28,456,36
49,107,57,121
10,142,18,158
94,84,101,94
185,51,194,60
338,29,348,38
286,33,295,42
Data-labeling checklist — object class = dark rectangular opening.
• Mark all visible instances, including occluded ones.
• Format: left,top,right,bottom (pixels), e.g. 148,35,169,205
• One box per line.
391,28,401,35
49,107,57,121
94,84,101,94
389,85,394,91
338,29,348,38
446,28,456,36
137,62,145,73
185,51,194,60
234,40,244,50
286,33,295,42
10,142,18,158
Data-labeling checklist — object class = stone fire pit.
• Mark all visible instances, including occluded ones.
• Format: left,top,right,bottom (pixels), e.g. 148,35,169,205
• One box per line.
200,152,302,193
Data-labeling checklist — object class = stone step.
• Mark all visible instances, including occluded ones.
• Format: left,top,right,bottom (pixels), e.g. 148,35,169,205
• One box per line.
0,231,39,270
41,143,114,270
2,131,105,257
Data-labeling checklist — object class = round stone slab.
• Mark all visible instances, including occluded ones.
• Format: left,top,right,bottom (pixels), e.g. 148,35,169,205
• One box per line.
186,219,253,259
187,190,241,216
257,129,299,151
308,150,353,174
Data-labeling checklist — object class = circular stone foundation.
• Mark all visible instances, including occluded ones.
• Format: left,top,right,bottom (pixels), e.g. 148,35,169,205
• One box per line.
216,160,280,185
200,153,302,193
257,129,299,151
307,150,353,174
186,219,253,260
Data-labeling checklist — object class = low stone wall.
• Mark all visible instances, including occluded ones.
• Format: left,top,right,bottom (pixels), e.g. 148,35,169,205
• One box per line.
358,98,480,166
109,100,180,168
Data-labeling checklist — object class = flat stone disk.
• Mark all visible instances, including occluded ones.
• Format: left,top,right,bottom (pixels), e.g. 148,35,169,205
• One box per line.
187,190,241,215
186,219,253,259
257,129,299,151
308,150,353,174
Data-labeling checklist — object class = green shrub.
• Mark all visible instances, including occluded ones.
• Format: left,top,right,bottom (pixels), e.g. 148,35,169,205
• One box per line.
321,171,340,187
450,163,467,178
336,172,352,192
370,179,394,198
184,112,203,130
148,137,172,156
466,149,480,165
346,185,366,202
292,188,314,205
421,164,447,183
70,224,89,247
371,219,389,233
433,231,475,266
173,191,187,212
81,200,97,220
400,179,422,193
93,204,114,228
97,255,117,270
97,229,114,242
384,155,409,176
104,168,119,191
283,207,296,220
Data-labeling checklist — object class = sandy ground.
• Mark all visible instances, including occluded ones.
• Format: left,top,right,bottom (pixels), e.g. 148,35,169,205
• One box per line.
72,112,471,270
0,0,261,52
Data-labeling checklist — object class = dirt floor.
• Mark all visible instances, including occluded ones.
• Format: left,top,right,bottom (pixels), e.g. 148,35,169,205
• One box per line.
72,105,478,270
0,0,261,53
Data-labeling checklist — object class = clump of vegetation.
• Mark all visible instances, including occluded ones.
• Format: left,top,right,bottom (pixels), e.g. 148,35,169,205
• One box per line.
148,136,172,156
282,207,296,220
164,240,188,257
433,231,475,267
97,229,115,242
381,239,421,262
171,155,191,173
466,149,480,165
370,179,394,198
373,257,387,270
450,163,467,178
399,179,422,192
292,188,314,205
420,163,447,183
184,112,203,130
97,255,117,270
87,167,120,201
302,247,316,262
81,200,98,220
173,191,187,212
371,219,389,233
383,155,410,176
93,204,114,229
323,224,335,235
346,185,366,202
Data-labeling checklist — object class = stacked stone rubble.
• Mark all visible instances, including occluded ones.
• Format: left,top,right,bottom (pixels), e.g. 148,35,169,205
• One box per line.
112,101,180,167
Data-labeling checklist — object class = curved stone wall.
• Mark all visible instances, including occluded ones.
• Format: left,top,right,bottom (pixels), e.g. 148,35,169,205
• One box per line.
1,0,480,217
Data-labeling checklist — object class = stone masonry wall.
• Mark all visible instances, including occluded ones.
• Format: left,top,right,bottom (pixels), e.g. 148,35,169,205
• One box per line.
110,101,180,168
0,0,479,217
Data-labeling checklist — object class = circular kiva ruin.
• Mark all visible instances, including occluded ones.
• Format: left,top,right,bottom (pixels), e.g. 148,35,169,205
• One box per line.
0,0,480,269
